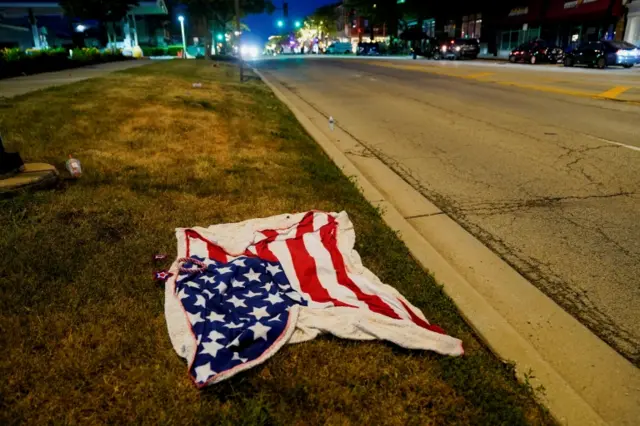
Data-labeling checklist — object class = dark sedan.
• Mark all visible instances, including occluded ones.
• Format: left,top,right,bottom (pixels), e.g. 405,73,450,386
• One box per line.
509,40,564,64
564,40,639,69
434,38,479,60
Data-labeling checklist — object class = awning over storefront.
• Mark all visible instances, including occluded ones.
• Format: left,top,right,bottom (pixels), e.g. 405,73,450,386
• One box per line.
545,0,622,20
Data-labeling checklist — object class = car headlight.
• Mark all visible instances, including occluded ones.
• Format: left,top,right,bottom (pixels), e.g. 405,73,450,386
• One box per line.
441,45,447,52
455,46,461,52
240,45,259,58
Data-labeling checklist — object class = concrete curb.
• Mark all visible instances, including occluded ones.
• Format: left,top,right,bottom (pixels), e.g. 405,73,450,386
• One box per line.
0,163,58,194
253,67,640,426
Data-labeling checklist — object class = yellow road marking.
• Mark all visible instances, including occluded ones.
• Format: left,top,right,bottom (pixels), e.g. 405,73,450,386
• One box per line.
356,60,639,103
465,72,495,79
597,86,631,99
497,81,594,98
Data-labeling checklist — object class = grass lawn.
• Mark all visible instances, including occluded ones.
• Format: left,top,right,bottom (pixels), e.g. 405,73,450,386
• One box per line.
0,60,553,425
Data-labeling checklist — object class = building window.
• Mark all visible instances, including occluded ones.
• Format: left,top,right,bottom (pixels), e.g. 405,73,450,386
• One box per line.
444,20,456,37
423,18,435,38
462,14,482,39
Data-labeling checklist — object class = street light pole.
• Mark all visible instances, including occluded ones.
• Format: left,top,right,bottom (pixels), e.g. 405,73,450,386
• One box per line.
234,0,243,82
178,16,187,59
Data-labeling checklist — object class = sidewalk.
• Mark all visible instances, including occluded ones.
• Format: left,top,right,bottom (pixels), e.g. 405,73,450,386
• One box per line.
0,60,151,98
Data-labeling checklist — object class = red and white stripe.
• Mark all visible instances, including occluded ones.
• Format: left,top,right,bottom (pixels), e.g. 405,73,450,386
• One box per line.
182,211,448,336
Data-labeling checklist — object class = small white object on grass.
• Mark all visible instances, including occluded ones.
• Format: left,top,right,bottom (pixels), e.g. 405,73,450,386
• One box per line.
65,155,82,178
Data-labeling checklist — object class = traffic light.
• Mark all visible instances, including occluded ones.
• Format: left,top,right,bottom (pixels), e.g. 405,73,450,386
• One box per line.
283,2,288,18
216,33,224,41
294,20,301,28
277,20,284,28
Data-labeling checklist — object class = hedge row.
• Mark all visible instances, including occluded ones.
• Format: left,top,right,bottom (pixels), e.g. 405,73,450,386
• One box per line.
0,47,133,79
140,45,184,57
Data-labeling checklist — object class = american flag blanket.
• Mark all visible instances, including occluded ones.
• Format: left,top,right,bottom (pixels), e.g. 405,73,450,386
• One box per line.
165,211,463,387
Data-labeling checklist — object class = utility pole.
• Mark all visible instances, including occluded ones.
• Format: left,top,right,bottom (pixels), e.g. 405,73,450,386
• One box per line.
234,0,243,82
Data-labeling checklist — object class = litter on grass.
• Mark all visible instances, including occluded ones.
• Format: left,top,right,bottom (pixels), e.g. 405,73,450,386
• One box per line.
65,155,82,178
165,211,463,387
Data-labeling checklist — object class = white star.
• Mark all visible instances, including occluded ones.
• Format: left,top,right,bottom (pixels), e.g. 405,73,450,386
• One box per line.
245,290,262,298
248,322,271,341
263,282,274,292
208,330,226,341
233,258,246,267
279,284,290,291
187,312,204,325
178,288,190,300
243,268,261,282
194,362,216,383
227,295,247,308
203,289,214,299
268,314,282,322
286,292,302,302
203,258,217,267
194,295,206,308
177,274,190,282
185,281,200,289
206,311,225,322
249,306,270,320
200,276,216,284
265,293,284,305
232,352,248,363
216,266,233,275
224,321,244,329
266,264,283,276
227,336,241,348
231,279,245,289
214,283,228,294
200,340,224,357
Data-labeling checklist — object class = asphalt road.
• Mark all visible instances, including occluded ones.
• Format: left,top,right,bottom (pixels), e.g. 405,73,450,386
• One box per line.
255,57,640,364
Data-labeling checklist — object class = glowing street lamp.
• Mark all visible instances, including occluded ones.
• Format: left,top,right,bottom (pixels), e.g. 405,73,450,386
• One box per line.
294,20,301,28
216,33,224,41
277,20,284,28
178,15,187,59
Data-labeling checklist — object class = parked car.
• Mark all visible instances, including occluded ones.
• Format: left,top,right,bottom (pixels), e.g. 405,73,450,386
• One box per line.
509,40,565,64
356,42,380,56
434,38,479,60
326,42,352,55
564,40,639,69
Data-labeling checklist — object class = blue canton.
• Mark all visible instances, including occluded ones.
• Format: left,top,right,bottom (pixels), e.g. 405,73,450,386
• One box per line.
176,256,307,385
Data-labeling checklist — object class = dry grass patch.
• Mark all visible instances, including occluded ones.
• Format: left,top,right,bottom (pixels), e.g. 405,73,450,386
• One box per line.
0,60,553,425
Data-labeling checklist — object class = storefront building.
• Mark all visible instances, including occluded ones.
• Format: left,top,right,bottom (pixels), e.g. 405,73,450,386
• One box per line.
495,2,545,55
543,0,624,49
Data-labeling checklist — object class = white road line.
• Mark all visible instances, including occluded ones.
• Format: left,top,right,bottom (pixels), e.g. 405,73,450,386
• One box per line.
586,135,640,152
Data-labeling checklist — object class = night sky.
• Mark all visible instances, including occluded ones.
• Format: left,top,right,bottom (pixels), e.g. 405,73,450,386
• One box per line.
243,0,335,45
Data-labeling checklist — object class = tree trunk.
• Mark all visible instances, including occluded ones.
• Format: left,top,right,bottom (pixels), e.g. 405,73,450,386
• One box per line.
100,21,110,48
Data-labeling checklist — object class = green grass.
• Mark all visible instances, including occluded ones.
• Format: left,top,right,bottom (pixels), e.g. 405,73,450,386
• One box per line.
0,60,554,425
